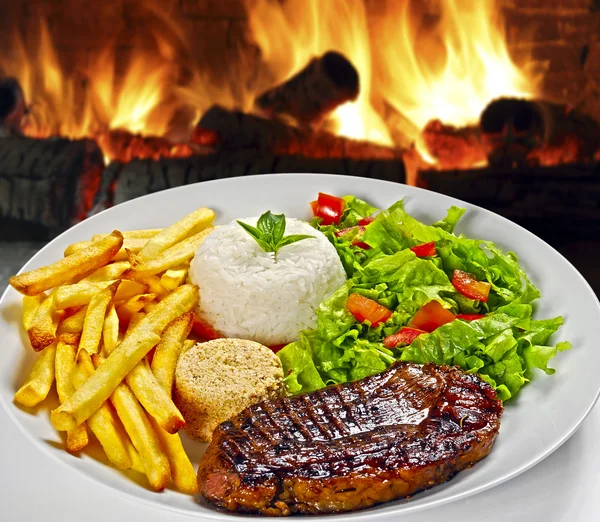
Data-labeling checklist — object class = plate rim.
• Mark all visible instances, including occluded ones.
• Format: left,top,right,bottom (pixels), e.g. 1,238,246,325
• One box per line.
2,172,599,520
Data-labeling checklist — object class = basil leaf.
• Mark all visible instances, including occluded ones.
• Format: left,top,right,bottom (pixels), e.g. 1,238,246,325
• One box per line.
239,212,314,254
275,234,315,253
237,221,262,242
271,213,287,244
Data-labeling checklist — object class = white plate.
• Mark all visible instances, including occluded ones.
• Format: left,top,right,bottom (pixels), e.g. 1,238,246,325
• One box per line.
1,173,599,521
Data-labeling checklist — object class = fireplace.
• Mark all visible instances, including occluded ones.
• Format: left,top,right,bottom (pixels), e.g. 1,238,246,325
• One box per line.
1,0,599,288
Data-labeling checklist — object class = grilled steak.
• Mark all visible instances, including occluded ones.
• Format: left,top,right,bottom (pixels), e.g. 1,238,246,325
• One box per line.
198,362,503,515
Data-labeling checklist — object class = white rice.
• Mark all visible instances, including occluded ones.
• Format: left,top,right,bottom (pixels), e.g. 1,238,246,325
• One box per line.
189,217,347,346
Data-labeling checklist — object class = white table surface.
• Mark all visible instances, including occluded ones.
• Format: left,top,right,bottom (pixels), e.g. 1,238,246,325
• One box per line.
1,399,599,522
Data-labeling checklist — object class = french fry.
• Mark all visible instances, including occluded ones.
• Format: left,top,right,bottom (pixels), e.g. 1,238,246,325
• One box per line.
71,352,133,471
181,339,195,356
102,305,119,355
57,306,87,335
55,336,89,453
54,281,117,310
136,207,215,262
160,265,189,291
116,294,157,325
114,280,147,302
129,226,214,278
91,353,171,491
124,312,145,338
28,293,64,351
10,231,123,296
150,417,199,495
79,282,119,355
125,359,185,434
14,342,57,407
92,229,162,241
50,285,198,431
139,275,169,299
64,237,148,262
22,293,46,331
83,261,131,282
152,312,193,395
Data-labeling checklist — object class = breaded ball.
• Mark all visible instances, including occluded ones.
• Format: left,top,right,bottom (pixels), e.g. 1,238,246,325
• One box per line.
174,338,285,442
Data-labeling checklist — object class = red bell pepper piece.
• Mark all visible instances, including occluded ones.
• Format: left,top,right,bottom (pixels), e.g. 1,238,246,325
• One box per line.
310,193,345,226
409,300,456,333
456,313,486,321
358,216,375,226
410,241,436,257
383,327,425,348
346,293,393,327
191,314,222,341
452,270,491,302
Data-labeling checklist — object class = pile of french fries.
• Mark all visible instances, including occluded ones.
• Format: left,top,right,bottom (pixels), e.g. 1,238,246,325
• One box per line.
9,207,216,493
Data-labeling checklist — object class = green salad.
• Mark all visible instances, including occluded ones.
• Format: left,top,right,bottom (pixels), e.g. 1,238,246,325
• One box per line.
278,193,571,401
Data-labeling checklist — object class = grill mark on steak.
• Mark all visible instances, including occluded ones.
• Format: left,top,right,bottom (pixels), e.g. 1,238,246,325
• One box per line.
198,362,503,515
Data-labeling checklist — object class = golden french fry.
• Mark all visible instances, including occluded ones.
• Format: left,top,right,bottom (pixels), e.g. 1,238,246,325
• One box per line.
50,284,197,432
92,229,162,241
57,306,87,335
55,336,89,453
28,293,64,351
124,312,145,338
91,353,171,491
143,301,158,314
14,342,57,407
83,261,131,282
71,352,133,470
103,305,119,355
54,281,117,310
152,312,194,395
64,237,149,262
79,282,119,355
136,207,215,262
138,275,169,299
181,339,195,356
129,227,214,278
114,280,147,302
22,293,46,331
126,358,185,434
10,231,123,296
116,294,157,325
150,417,199,495
160,265,189,291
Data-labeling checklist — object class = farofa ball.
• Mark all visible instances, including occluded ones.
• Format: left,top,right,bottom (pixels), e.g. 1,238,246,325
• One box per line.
174,338,285,442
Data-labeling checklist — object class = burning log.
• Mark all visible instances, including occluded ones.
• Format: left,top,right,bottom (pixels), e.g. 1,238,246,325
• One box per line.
255,51,360,126
480,98,600,167
0,136,105,239
0,77,27,137
420,120,486,170
196,105,401,160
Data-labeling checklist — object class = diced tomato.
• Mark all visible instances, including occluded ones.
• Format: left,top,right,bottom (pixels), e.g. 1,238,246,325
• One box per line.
452,270,491,302
456,313,486,321
335,225,365,237
269,343,287,354
383,327,425,348
310,193,345,225
410,241,436,257
191,314,222,341
409,300,456,333
352,240,371,250
358,217,375,226
346,293,393,327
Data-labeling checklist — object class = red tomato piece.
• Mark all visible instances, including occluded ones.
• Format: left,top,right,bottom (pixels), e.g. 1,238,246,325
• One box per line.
409,300,456,333
456,313,486,321
352,240,371,250
383,327,425,348
346,293,393,327
311,193,345,225
269,343,287,354
358,217,375,226
410,241,436,257
191,314,222,341
452,270,491,302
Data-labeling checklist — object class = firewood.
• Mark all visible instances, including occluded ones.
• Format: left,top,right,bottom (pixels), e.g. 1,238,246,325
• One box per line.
420,119,486,170
255,51,359,126
480,98,600,167
196,105,401,160
0,77,27,137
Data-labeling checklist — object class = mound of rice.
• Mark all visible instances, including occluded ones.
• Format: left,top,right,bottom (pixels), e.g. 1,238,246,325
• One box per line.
189,217,346,346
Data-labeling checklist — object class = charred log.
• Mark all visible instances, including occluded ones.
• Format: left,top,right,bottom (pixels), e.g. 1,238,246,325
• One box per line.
0,136,105,239
255,51,359,126
421,120,486,170
197,105,402,160
480,98,600,167
0,77,27,137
